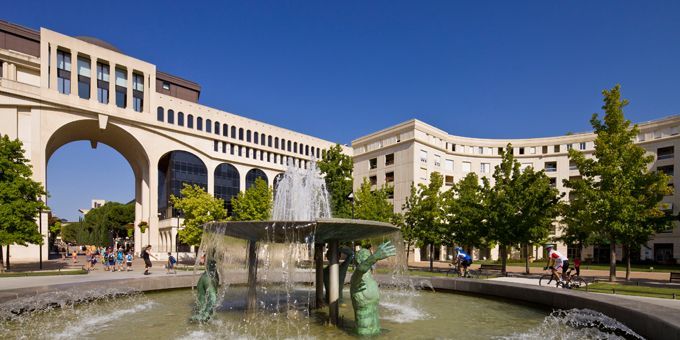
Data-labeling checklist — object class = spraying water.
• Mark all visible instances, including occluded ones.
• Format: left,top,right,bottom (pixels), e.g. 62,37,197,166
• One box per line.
271,161,332,221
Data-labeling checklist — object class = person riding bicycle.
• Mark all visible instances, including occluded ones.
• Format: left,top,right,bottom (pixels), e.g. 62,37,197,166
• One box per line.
544,245,569,284
454,246,473,277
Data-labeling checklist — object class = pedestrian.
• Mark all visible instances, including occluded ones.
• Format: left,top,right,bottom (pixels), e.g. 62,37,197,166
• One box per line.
126,251,134,271
116,247,125,272
103,248,110,271
72,249,78,263
574,257,581,276
141,245,157,275
107,248,116,272
167,252,177,274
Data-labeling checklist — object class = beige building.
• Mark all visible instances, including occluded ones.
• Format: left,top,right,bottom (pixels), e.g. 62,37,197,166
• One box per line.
352,118,680,264
0,21,349,261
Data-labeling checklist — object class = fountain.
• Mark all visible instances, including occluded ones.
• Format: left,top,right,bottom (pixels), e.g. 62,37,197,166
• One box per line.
194,162,399,335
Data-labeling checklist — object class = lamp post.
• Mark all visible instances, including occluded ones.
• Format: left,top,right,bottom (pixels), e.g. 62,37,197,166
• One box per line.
347,192,355,219
37,197,43,270
176,209,181,262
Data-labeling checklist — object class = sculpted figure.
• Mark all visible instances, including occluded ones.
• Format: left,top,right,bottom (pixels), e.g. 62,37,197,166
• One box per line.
191,257,219,322
323,246,355,304
350,241,396,336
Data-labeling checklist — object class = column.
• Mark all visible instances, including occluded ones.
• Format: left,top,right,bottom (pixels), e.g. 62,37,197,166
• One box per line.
314,243,325,308
91,58,98,103
127,68,133,110
246,240,258,312
144,72,151,113
49,45,58,89
328,240,339,325
70,50,78,97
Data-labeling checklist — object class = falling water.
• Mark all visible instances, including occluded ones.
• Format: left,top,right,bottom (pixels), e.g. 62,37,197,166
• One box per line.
271,161,332,221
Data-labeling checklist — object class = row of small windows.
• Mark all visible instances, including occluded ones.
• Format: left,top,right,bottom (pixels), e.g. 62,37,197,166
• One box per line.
157,106,323,158
55,49,144,112
212,140,314,169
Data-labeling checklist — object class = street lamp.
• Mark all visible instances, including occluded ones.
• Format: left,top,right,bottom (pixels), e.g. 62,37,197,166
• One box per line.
347,192,355,219
37,197,44,270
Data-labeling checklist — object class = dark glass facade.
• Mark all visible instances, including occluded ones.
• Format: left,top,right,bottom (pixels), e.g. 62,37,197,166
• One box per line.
214,163,240,215
158,151,207,218
245,168,268,190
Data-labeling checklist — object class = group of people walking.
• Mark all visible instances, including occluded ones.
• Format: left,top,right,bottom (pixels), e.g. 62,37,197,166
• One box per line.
81,246,134,272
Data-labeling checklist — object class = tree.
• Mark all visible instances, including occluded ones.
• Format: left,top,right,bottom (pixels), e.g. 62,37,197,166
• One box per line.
231,178,273,221
0,135,46,271
444,172,489,252
400,184,420,263
82,201,135,246
171,184,226,247
564,85,671,281
405,172,446,272
317,144,353,218
353,178,394,223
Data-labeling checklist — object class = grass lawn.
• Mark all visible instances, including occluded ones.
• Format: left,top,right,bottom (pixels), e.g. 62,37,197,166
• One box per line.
0,269,88,278
576,282,680,299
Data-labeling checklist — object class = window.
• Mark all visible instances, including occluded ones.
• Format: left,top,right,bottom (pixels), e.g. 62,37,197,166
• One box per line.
222,124,228,137
77,56,90,99
206,119,212,133
247,130,251,142
57,50,71,94
369,175,377,186
293,142,297,153
654,130,662,139
275,137,279,149
162,81,170,90
385,153,394,166
434,155,441,167
156,107,164,122
239,128,244,141
445,175,454,186
231,126,237,139
658,165,674,176
254,132,259,144
287,140,292,152
480,163,490,173
177,112,184,126
554,145,560,153
569,160,578,171
519,147,525,155
545,161,557,172
498,147,504,155
197,117,203,130
369,158,377,169
167,109,174,124
238,146,242,157
305,145,309,156
462,162,471,173
445,159,453,171
385,171,394,183
419,150,428,163
451,144,456,152
96,62,109,104
214,122,220,135
542,146,548,154
187,114,194,128
566,144,573,151
262,134,267,146
268,136,273,147
115,68,127,108
658,146,674,160
528,147,536,154
214,140,219,152
132,73,144,112
478,147,484,154
579,142,586,150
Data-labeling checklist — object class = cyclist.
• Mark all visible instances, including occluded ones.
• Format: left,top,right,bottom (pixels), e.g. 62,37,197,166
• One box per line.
544,245,569,284
454,246,473,277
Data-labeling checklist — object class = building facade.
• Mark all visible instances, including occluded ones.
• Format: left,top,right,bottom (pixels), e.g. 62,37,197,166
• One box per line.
352,118,680,264
0,21,349,261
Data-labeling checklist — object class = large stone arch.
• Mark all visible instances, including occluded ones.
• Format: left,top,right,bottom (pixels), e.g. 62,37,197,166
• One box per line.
157,150,208,219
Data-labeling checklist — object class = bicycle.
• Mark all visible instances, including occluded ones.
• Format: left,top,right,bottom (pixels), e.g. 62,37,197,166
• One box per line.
539,266,588,289
446,263,478,278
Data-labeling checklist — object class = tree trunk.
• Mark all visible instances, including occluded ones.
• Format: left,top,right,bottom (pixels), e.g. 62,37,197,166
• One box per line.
625,244,631,281
429,243,434,272
500,244,507,275
524,244,530,275
0,245,4,272
609,237,617,282
405,242,411,266
5,245,10,271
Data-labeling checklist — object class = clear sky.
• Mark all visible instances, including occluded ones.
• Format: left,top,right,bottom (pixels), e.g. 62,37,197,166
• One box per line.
6,1,680,220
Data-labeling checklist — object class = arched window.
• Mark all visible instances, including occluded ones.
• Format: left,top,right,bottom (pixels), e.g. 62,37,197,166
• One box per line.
246,130,252,143
316,147,320,158
274,137,279,149
246,168,268,190
167,109,175,124
214,163,240,215
157,150,207,219
294,142,298,154
239,128,244,141
206,119,212,133
178,112,184,126
197,117,203,131
187,114,194,128
214,121,220,135
157,107,164,122
260,133,266,146
222,124,228,137
287,140,292,152
281,139,286,150
254,132,259,144
268,136,273,147
267,152,271,162
231,126,237,139
305,145,309,156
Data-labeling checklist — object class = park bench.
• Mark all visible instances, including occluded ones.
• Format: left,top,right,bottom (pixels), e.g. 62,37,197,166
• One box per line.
670,272,680,283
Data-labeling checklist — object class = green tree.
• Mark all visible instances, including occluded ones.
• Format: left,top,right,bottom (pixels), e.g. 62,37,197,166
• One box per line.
564,85,671,281
171,184,226,247
231,178,273,221
400,184,420,263
444,172,489,252
0,135,47,271
317,144,353,218
560,179,599,263
407,172,446,272
354,178,394,222
83,201,135,246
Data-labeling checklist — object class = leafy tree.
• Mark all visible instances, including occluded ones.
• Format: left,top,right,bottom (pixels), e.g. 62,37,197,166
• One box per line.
231,178,273,221
0,135,47,271
82,201,135,246
406,172,446,272
354,178,394,222
400,184,420,262
564,85,671,281
171,184,226,247
560,180,599,262
317,144,353,218
444,172,489,252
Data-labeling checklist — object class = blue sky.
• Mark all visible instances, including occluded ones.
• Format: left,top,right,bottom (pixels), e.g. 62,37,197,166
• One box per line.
6,1,680,220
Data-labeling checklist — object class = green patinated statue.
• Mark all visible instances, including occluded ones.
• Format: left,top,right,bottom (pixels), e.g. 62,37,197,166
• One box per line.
191,257,220,322
350,241,396,336
323,246,355,304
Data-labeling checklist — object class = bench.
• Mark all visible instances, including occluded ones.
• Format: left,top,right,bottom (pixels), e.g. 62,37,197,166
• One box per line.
670,272,680,283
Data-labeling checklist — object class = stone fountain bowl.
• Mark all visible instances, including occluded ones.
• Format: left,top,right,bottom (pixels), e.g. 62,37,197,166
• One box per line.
203,218,399,243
